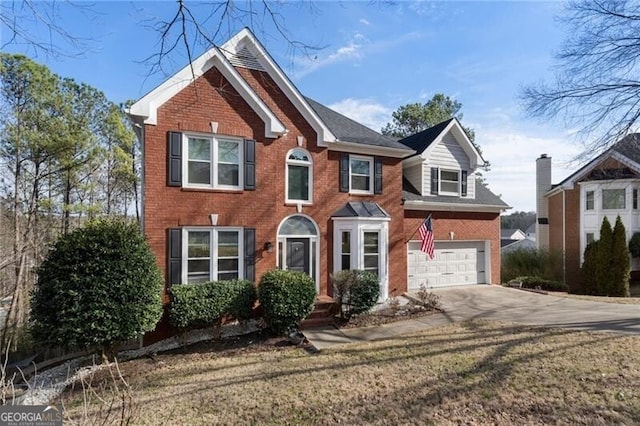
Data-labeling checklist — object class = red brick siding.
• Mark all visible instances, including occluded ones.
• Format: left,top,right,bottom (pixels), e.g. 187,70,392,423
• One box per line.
403,210,501,284
143,66,406,305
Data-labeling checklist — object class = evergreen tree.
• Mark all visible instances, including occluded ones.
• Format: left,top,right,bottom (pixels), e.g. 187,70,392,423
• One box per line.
610,215,631,297
581,241,599,295
595,216,613,296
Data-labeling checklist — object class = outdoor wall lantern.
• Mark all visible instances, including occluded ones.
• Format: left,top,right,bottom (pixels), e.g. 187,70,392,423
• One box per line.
264,242,273,253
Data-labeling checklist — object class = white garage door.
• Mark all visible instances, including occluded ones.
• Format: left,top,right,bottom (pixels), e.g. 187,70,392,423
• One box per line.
407,241,487,290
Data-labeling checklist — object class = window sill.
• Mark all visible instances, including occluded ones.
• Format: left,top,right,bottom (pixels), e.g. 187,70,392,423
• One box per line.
285,201,313,206
349,191,374,196
181,187,244,194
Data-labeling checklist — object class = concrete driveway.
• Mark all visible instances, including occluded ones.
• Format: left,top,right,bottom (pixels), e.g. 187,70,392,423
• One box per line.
429,285,640,335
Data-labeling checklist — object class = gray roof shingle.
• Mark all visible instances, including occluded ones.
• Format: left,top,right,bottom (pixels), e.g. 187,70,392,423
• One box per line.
397,118,455,154
304,97,413,152
402,177,509,208
331,202,390,218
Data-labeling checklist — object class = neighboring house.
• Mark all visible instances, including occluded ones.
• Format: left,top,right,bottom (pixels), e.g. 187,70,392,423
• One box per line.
536,134,640,289
501,228,527,241
525,221,536,241
501,237,536,254
400,118,509,289
127,28,509,336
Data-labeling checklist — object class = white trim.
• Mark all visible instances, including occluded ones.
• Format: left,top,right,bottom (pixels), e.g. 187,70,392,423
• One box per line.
332,217,389,300
403,200,506,213
182,132,244,190
221,29,337,146
276,214,320,292
127,47,285,138
349,155,374,195
326,140,414,159
439,168,461,196
285,148,313,205
181,227,244,283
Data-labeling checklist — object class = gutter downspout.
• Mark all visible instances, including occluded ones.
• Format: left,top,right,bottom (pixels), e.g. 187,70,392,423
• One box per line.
562,190,566,284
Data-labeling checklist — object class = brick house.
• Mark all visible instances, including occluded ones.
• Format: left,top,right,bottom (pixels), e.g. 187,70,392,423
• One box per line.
536,134,640,290
127,29,508,329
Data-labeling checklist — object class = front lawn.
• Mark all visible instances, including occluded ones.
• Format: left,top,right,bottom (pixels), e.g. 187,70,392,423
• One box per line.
60,321,640,425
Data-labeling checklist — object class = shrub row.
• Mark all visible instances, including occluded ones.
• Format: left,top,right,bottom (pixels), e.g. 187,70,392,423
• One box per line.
331,270,380,319
501,247,564,284
510,276,568,292
169,280,256,328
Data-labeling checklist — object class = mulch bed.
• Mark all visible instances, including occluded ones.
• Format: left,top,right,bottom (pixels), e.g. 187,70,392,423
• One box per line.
335,303,441,329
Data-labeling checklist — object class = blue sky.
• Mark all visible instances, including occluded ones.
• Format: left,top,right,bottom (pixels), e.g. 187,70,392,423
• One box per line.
2,1,586,212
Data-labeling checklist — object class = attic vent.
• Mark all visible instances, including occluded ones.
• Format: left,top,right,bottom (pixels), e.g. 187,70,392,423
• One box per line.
226,46,265,71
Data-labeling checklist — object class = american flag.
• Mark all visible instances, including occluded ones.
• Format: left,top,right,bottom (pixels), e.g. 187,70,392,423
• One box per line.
418,215,435,259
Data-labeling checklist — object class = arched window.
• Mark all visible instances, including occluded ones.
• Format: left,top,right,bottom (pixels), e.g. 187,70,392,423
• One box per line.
277,215,319,291
286,148,312,203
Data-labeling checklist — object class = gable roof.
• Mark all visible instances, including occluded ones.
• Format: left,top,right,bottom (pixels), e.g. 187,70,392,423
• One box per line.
551,133,640,192
127,43,286,138
402,177,510,212
398,118,485,168
305,97,413,153
331,202,390,218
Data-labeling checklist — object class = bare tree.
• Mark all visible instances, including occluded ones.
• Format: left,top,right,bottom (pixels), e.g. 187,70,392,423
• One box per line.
521,0,640,155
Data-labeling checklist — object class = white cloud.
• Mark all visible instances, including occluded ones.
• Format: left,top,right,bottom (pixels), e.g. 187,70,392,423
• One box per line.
359,18,371,26
328,98,393,132
294,34,368,78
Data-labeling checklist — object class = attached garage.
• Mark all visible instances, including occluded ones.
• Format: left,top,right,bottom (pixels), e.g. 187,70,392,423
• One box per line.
407,241,488,290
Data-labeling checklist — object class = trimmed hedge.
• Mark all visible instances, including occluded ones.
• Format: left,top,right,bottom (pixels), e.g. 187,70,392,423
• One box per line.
169,280,256,329
332,270,380,319
258,269,316,335
30,219,163,353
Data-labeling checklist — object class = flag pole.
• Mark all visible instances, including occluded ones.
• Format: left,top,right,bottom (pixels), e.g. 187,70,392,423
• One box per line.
404,213,432,244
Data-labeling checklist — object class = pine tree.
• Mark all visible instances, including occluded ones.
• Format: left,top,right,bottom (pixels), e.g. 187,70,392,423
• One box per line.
581,241,599,295
610,215,631,297
595,216,613,296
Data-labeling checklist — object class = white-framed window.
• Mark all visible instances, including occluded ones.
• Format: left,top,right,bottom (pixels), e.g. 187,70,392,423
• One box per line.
286,148,312,203
184,133,242,189
634,189,638,210
183,227,243,283
350,156,373,194
363,230,380,277
585,190,594,210
439,169,460,195
340,231,351,271
602,188,626,209
586,233,595,245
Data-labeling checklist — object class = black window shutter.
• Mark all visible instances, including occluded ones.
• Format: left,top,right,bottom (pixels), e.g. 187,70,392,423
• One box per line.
244,228,256,283
339,154,350,192
244,139,256,190
430,167,439,195
167,132,182,187
374,158,383,194
168,228,182,286
461,170,468,196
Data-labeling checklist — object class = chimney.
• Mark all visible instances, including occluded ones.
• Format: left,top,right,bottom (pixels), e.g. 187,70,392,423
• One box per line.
536,154,552,249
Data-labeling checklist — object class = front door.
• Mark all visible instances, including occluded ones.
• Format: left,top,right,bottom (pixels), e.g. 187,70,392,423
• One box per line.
286,238,310,275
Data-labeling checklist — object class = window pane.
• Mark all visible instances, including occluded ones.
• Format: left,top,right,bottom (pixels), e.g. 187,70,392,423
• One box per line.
187,274,210,284
218,258,239,272
441,170,459,181
351,159,370,175
364,255,379,268
188,259,210,274
218,140,239,163
188,161,211,184
218,231,239,257
218,272,239,281
341,231,350,254
341,254,350,271
218,164,239,186
288,165,309,200
188,232,210,257
586,191,594,210
441,181,459,193
279,216,317,235
634,189,638,210
586,233,594,244
351,175,370,191
602,189,625,209
364,232,379,246
289,149,310,162
189,138,210,160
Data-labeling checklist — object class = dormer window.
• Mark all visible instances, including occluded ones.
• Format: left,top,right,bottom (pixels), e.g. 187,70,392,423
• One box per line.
440,169,460,195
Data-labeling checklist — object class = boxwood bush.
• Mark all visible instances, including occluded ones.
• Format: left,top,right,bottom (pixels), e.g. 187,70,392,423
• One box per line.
30,219,163,356
332,270,380,319
257,269,316,335
169,280,256,329
509,276,568,292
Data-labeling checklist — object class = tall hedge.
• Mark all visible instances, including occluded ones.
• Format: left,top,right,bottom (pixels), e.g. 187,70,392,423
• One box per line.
169,280,256,329
257,269,316,335
610,216,631,297
595,216,613,295
580,241,599,295
30,220,163,354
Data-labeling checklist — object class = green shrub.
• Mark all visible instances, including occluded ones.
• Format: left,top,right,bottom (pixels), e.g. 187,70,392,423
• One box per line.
30,219,163,356
257,270,316,335
169,280,256,329
511,276,568,292
580,241,599,295
610,216,631,297
332,270,380,319
595,216,613,295
629,232,640,258
501,247,564,283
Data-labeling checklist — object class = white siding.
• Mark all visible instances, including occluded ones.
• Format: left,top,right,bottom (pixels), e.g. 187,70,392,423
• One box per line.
420,130,475,199
404,163,423,195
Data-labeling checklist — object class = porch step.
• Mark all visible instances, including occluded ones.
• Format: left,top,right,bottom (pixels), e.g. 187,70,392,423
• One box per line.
300,296,338,329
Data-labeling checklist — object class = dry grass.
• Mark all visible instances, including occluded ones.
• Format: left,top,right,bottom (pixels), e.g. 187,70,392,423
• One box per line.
59,321,640,425
548,292,640,304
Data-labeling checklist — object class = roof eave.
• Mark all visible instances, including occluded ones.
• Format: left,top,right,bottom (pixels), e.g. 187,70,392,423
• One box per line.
326,140,415,158
403,199,510,213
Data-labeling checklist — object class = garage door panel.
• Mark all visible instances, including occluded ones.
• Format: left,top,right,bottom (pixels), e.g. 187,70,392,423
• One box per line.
408,241,487,290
